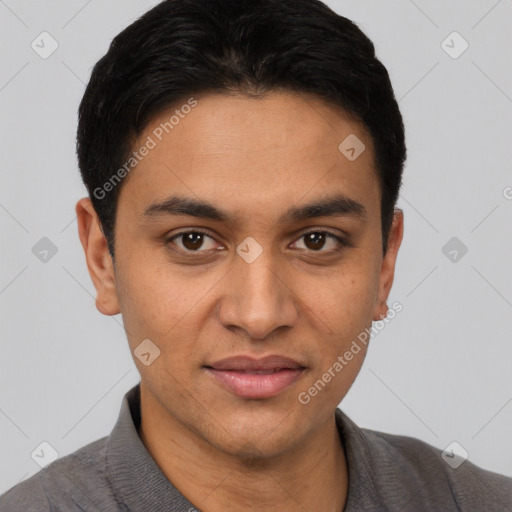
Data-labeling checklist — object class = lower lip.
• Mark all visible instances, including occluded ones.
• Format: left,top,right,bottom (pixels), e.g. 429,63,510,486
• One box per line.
205,368,305,399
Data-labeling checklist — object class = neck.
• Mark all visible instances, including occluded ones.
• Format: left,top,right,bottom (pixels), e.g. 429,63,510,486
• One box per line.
138,389,348,512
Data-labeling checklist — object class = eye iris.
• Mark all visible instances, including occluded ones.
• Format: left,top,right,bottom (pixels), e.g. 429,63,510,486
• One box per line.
304,232,326,251
183,232,204,251
177,232,333,252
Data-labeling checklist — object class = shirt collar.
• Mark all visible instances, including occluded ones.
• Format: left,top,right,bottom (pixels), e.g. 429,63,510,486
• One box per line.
106,384,198,511
106,383,386,511
335,408,387,510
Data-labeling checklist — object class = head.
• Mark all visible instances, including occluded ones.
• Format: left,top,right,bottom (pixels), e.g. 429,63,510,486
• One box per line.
76,0,405,460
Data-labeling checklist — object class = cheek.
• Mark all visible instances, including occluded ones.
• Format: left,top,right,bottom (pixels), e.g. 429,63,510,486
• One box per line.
115,247,185,324
114,252,220,367
299,265,377,389
296,275,375,407
309,267,378,334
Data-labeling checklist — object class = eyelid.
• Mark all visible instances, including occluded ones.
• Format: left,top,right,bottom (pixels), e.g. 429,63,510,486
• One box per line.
166,229,221,251
290,229,349,251
165,227,349,254
293,225,349,241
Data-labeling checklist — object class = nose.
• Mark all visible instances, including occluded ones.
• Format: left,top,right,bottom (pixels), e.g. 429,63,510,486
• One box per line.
218,247,299,341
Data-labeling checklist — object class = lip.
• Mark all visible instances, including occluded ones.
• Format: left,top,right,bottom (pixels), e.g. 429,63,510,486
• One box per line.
204,355,307,399
207,354,305,371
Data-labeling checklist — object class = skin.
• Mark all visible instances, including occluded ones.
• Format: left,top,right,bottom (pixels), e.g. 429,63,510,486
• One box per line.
76,91,403,511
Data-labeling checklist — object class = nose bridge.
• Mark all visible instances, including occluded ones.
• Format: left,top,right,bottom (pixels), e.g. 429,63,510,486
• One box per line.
220,239,297,339
241,253,281,301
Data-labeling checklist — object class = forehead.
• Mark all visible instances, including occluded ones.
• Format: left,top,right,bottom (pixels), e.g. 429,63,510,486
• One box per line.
117,91,380,226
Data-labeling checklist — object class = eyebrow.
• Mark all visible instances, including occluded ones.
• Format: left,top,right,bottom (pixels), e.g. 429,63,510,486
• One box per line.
142,193,367,224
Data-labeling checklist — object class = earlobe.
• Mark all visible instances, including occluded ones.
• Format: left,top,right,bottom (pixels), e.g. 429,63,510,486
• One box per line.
376,304,389,321
76,197,121,316
372,209,404,322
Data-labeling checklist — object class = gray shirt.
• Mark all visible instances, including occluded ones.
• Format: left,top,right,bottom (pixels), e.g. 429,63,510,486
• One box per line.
1,383,511,511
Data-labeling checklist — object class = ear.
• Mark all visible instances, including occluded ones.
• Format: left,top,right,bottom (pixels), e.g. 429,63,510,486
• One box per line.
372,209,404,321
76,197,121,316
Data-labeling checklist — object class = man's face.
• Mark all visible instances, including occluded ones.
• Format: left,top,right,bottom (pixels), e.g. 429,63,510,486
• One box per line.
81,91,402,460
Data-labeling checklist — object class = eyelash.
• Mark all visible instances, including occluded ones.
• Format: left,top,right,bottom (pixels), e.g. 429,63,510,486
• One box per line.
165,229,348,255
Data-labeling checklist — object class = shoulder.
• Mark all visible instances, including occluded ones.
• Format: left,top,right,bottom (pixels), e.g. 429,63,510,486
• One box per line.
0,472,51,512
363,426,512,510
0,436,118,511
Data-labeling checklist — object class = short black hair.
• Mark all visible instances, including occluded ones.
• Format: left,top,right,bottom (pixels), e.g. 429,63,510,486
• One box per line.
77,0,406,259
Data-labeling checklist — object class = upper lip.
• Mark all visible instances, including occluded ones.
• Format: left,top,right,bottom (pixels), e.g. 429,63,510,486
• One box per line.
205,355,306,371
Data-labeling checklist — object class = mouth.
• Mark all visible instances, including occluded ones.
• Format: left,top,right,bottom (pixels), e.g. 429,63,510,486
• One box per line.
203,354,307,399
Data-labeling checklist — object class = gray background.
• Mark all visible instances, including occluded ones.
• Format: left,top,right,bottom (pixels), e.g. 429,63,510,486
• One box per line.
1,0,511,493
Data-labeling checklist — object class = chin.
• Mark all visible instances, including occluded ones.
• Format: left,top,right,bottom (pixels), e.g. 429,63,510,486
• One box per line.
217,436,292,464
206,417,299,462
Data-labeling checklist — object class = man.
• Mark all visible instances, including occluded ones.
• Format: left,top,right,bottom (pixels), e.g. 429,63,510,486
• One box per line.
1,0,511,510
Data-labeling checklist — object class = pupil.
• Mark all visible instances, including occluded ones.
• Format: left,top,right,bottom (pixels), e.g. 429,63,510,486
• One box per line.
183,232,203,250
305,232,325,251
180,232,327,252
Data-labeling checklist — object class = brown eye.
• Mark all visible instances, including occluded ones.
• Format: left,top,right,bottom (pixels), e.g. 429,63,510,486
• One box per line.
167,231,219,252
304,232,327,250
182,232,205,251
292,231,346,252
